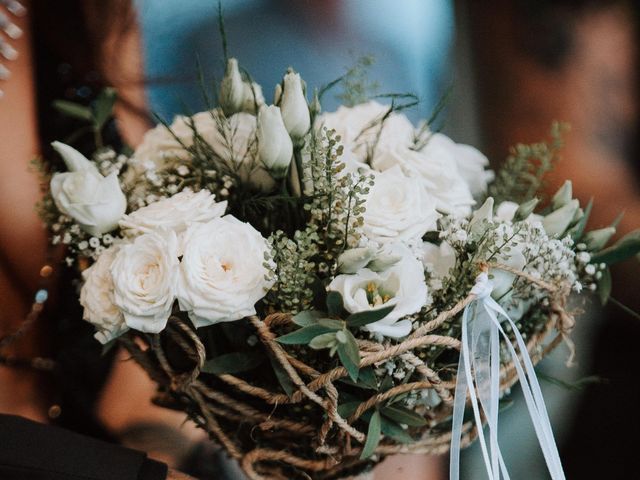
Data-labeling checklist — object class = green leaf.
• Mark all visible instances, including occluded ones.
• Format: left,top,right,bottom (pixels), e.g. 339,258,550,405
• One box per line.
202,350,264,374
338,366,378,390
598,268,612,305
346,305,395,328
360,410,382,459
337,401,361,418
309,332,338,350
53,100,93,122
318,318,345,330
591,229,640,265
326,291,344,317
337,329,361,382
380,417,415,444
380,405,427,427
92,88,117,129
269,355,296,397
276,324,336,345
569,198,593,242
292,310,323,327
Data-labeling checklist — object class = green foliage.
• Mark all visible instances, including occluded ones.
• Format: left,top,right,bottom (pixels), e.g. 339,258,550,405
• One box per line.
265,228,319,313
360,409,382,459
337,328,361,382
335,55,379,107
488,122,567,205
302,128,374,268
202,351,264,374
591,229,640,265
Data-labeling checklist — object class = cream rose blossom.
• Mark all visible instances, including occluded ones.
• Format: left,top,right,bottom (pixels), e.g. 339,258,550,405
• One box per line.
177,216,275,327
362,165,439,244
111,230,179,333
119,190,227,236
79,244,127,344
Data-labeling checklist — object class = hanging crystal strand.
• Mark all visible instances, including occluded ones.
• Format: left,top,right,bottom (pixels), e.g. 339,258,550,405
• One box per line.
0,0,26,99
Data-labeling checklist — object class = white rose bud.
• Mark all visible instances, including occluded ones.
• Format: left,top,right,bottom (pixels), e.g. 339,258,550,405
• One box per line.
542,199,580,237
50,142,126,236
79,245,127,344
241,81,265,114
514,198,539,221
177,216,275,327
495,201,520,223
551,180,573,210
279,69,310,141
469,197,494,235
219,58,244,116
111,230,179,333
257,105,293,179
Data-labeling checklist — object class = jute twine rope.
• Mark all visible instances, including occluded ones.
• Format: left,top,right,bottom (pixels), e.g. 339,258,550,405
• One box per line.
119,263,575,480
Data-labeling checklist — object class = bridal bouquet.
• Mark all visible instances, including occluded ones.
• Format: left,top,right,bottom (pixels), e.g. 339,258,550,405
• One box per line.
40,54,639,480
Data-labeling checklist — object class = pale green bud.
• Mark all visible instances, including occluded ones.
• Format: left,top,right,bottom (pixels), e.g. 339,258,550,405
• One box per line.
337,247,376,274
551,180,573,210
514,198,539,221
219,58,245,116
583,227,616,251
542,199,579,237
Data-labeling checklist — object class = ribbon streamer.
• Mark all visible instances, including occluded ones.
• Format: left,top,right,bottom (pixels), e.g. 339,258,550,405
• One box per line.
450,272,566,480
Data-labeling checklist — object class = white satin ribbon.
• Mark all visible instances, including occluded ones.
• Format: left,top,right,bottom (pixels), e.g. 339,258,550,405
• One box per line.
449,272,566,480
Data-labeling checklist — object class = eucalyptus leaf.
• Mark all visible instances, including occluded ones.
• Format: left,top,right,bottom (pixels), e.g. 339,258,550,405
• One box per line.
337,401,361,418
598,268,612,305
326,291,344,317
269,355,296,397
276,324,336,345
380,405,427,427
292,310,324,327
360,410,382,459
337,329,361,382
380,417,415,444
309,332,338,350
569,198,593,242
92,88,117,129
591,229,640,265
202,350,264,374
318,318,345,330
53,100,93,122
346,305,395,328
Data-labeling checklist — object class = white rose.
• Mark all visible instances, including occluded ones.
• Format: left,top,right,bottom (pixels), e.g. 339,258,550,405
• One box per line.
317,101,414,158
177,216,274,327
111,230,179,333
328,252,428,338
372,136,475,216
363,165,439,244
50,142,126,236
453,142,494,198
257,105,293,179
120,190,227,236
279,70,310,140
79,245,127,344
128,112,275,192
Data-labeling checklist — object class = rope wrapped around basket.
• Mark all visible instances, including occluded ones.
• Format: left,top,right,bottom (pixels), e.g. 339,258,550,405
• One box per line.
118,263,576,480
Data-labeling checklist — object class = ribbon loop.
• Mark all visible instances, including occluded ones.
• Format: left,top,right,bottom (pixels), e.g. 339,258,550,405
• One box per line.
450,273,566,480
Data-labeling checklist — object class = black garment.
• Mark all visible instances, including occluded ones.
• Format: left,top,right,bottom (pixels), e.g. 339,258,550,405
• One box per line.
0,415,167,480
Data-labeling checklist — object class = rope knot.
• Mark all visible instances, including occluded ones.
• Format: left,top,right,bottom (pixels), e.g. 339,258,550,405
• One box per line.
470,272,494,299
